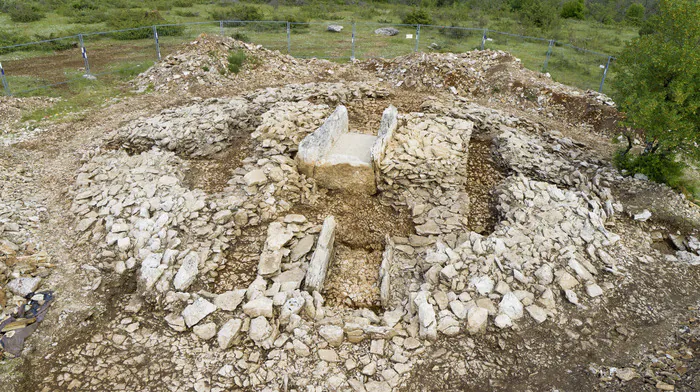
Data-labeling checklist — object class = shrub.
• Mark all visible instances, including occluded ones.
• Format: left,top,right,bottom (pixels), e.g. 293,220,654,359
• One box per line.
560,0,585,20
518,0,560,31
614,150,690,193
107,10,185,40
439,23,472,39
625,3,645,26
70,10,109,24
211,5,264,21
231,32,250,42
174,10,200,17
227,50,247,74
0,29,31,54
402,9,432,25
173,0,194,7
8,4,45,23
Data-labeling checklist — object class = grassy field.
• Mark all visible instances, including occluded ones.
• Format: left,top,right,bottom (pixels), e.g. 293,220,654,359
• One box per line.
0,2,639,97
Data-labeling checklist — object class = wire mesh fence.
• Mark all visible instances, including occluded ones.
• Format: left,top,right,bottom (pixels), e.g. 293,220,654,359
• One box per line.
0,20,616,97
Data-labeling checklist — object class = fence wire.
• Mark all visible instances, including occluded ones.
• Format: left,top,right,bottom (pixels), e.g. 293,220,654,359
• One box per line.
0,21,616,97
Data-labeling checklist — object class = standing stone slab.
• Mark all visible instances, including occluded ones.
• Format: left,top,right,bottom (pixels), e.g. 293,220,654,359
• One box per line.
371,105,398,180
379,235,395,310
297,106,348,178
304,216,336,293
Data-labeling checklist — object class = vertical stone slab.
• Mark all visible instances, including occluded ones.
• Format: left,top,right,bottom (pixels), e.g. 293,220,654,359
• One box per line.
378,235,395,310
296,106,348,177
304,216,336,293
370,105,398,181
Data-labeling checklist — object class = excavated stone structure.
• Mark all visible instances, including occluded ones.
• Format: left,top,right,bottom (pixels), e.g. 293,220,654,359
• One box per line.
296,105,398,194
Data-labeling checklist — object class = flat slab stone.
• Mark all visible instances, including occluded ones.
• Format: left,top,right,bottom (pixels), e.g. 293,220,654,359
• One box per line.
327,133,376,165
305,216,336,293
314,133,378,194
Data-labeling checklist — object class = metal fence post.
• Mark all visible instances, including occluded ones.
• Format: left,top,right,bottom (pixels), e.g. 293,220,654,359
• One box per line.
599,56,612,93
351,22,356,61
286,22,291,55
153,26,161,61
481,29,487,50
414,24,420,53
543,39,554,71
0,62,11,96
220,20,224,36
78,34,91,76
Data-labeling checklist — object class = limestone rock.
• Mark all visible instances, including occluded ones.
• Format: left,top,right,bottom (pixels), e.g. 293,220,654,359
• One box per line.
7,277,41,297
182,298,217,328
467,307,488,334
319,325,344,347
214,289,246,311
173,253,199,291
193,322,217,340
242,296,274,318
304,216,336,292
217,319,242,349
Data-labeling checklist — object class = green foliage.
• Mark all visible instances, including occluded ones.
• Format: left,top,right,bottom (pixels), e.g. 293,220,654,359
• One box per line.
227,50,247,74
638,15,658,35
402,8,433,25
625,3,645,26
439,23,472,39
614,150,693,195
517,0,560,31
174,10,200,17
8,3,45,23
210,5,264,21
560,0,585,20
71,10,109,24
33,33,77,51
107,10,184,40
231,32,250,42
172,0,194,7
611,0,700,164
587,2,616,24
0,28,31,53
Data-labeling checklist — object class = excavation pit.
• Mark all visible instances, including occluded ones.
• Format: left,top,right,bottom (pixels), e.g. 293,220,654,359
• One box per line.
290,190,415,309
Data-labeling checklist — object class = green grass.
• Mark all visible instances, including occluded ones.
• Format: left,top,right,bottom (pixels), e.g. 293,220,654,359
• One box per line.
18,61,150,122
0,1,640,97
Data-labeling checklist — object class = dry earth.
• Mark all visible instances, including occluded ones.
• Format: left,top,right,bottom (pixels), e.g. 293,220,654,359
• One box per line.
1,35,699,392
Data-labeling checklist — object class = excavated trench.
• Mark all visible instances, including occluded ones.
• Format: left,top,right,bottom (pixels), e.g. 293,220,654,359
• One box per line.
465,137,508,235
290,190,415,309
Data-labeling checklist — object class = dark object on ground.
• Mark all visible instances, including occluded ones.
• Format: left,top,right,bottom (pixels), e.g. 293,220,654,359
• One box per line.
0,290,55,359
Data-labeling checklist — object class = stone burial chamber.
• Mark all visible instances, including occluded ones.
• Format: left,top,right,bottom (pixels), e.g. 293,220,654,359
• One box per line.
296,104,397,195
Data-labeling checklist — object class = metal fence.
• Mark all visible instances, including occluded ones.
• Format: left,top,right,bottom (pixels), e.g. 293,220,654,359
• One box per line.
0,20,615,97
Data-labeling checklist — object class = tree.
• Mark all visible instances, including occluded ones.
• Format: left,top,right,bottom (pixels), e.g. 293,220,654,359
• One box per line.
625,3,645,25
561,0,585,20
402,8,432,25
612,0,700,186
517,0,560,31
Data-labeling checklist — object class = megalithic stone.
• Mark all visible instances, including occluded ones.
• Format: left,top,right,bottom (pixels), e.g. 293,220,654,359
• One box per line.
304,216,336,293
296,106,348,178
370,105,398,180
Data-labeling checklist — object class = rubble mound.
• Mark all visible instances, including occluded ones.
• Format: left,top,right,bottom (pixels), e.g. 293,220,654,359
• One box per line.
365,50,620,132
4,40,700,392
0,96,57,145
133,34,358,94
54,76,700,390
